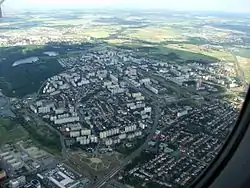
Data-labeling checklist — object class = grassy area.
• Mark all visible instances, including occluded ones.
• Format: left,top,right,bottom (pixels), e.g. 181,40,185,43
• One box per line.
0,117,60,156
78,25,121,39
44,19,91,25
144,46,218,62
20,116,62,156
236,56,250,83
81,29,110,38
235,47,250,59
0,118,29,145
21,45,43,54
167,43,235,62
113,43,219,63
0,126,8,143
105,38,132,44
124,27,182,42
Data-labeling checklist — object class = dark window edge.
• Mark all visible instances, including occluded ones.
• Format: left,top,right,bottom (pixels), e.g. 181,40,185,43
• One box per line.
190,87,250,188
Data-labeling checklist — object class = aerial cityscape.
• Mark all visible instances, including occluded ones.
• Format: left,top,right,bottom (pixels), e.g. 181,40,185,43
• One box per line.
0,2,250,188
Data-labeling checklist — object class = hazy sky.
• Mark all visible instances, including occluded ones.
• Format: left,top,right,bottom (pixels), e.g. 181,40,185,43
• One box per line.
3,0,250,13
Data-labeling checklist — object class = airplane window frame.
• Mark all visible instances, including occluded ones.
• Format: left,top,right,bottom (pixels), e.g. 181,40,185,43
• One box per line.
190,86,250,188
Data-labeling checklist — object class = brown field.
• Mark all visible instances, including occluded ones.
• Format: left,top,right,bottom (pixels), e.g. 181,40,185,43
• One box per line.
67,151,123,179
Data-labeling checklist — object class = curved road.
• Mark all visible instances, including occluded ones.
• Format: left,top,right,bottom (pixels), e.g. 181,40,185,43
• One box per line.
92,104,161,188
91,90,230,188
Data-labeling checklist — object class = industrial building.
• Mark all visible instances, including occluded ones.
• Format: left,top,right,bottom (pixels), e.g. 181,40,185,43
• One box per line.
9,176,26,188
37,164,88,188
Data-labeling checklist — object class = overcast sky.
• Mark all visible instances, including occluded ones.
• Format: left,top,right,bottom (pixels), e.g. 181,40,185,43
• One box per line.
3,0,250,13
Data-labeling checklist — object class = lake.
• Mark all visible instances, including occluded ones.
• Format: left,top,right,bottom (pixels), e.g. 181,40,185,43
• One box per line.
12,57,39,67
44,51,59,57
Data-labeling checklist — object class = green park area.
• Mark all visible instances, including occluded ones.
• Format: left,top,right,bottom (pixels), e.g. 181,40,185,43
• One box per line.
0,118,29,145
0,116,61,156
17,114,62,156
0,45,65,97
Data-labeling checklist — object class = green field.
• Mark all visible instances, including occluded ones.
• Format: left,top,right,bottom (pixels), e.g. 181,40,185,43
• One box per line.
167,43,235,62
236,56,250,83
16,113,62,156
0,115,62,155
236,48,250,59
79,27,113,38
0,118,29,145
118,45,219,63
236,48,250,82
124,26,183,42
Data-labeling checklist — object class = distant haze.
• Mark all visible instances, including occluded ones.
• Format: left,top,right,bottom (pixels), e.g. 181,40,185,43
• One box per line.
4,0,250,13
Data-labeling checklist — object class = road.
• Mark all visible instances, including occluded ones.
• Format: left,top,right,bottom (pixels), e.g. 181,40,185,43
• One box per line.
224,47,247,87
232,53,247,86
92,103,161,188
91,88,231,188
29,72,230,188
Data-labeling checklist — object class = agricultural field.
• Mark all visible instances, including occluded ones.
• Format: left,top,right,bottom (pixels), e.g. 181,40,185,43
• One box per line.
79,27,113,38
167,43,235,62
123,26,183,42
105,38,132,44
129,45,219,62
44,19,91,26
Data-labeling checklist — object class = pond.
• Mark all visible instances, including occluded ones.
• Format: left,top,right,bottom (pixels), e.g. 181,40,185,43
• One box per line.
44,51,59,57
12,57,39,67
